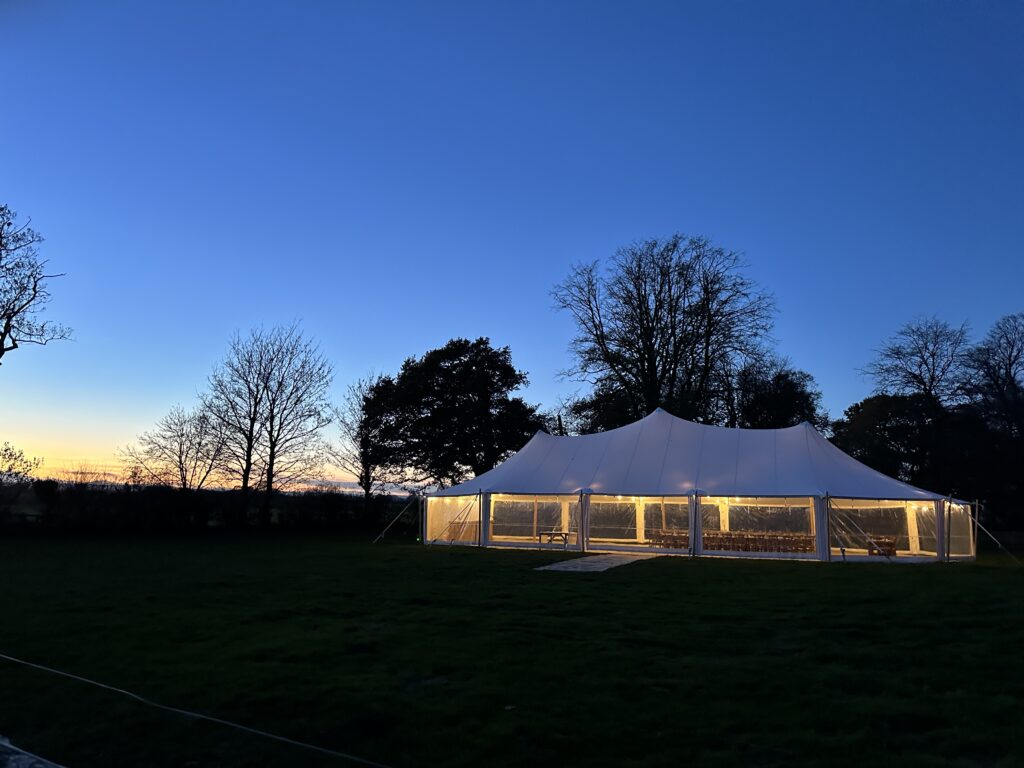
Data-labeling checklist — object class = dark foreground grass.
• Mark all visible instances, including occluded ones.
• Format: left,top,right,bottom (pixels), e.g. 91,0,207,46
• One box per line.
0,537,1022,768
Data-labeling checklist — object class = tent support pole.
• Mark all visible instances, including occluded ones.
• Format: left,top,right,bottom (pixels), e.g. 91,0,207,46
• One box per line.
480,492,491,548
635,500,645,546
580,492,590,553
574,491,583,551
813,496,829,561
824,495,832,562
946,494,953,563
906,503,921,555
420,496,426,544
973,499,980,558
691,493,701,557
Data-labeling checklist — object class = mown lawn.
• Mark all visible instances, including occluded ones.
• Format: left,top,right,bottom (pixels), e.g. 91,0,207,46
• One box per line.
0,535,1022,767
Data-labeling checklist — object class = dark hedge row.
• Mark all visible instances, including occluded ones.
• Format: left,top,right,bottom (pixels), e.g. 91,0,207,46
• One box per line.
0,480,419,538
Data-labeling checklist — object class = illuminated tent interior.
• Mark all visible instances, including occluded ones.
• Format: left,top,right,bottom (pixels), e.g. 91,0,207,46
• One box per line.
423,409,976,562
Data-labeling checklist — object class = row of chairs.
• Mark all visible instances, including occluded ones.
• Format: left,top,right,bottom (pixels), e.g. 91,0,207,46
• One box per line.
646,528,690,550
701,531,816,553
645,528,815,553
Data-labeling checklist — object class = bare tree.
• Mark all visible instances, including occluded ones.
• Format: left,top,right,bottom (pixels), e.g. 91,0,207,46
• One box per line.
59,462,113,486
963,312,1024,437
864,316,969,406
258,324,333,522
0,441,40,522
331,373,387,501
122,405,226,490
0,205,71,366
0,442,41,484
204,329,272,517
552,235,774,423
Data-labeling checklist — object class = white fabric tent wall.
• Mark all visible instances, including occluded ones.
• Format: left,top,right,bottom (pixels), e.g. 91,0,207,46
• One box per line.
424,409,974,562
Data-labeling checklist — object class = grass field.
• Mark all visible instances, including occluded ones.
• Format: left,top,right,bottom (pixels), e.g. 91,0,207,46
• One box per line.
1,536,1022,767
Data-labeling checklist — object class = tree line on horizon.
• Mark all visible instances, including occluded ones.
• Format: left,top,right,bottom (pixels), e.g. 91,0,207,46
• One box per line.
2,204,1021,529
121,323,333,525
336,235,1022,528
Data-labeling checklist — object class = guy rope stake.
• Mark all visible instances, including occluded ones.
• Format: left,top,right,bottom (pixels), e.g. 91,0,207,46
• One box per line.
970,504,1022,566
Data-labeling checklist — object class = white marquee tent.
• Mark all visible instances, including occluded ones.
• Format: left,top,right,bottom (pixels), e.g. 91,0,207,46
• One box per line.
423,409,976,561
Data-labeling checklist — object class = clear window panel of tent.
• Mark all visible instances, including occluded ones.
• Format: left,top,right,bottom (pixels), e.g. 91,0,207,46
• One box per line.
642,498,690,551
828,499,937,558
588,496,690,551
700,497,816,555
946,502,975,557
588,496,638,543
490,494,580,546
426,496,480,544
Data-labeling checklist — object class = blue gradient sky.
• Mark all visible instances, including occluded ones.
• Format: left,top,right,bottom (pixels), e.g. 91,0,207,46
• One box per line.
2,1,1022,472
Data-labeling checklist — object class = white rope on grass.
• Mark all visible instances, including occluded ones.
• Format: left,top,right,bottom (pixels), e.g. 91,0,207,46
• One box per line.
0,652,394,768
0,735,69,768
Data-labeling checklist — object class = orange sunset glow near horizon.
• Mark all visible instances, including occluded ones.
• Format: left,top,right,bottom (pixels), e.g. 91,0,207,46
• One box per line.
5,414,356,486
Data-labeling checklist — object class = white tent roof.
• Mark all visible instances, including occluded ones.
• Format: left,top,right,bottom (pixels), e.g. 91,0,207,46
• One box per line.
432,408,943,501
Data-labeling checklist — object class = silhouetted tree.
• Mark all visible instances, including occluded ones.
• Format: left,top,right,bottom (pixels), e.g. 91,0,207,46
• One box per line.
566,358,827,434
0,204,71,367
864,316,969,407
367,338,544,488
552,234,774,425
258,324,333,523
962,312,1024,438
122,405,226,490
59,463,109,486
564,381,642,434
831,391,1019,527
838,311,1024,529
0,442,40,523
205,328,272,521
831,394,934,484
0,442,40,484
332,374,389,501
734,358,829,430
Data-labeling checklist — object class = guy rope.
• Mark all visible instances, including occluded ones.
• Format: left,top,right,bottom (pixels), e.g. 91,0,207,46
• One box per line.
372,496,418,543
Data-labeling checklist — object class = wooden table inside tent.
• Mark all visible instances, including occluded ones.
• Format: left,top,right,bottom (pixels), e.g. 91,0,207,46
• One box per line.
537,530,571,546
865,536,898,556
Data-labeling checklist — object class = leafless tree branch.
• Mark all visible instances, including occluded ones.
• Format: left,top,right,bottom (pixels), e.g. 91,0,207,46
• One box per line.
0,205,72,366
